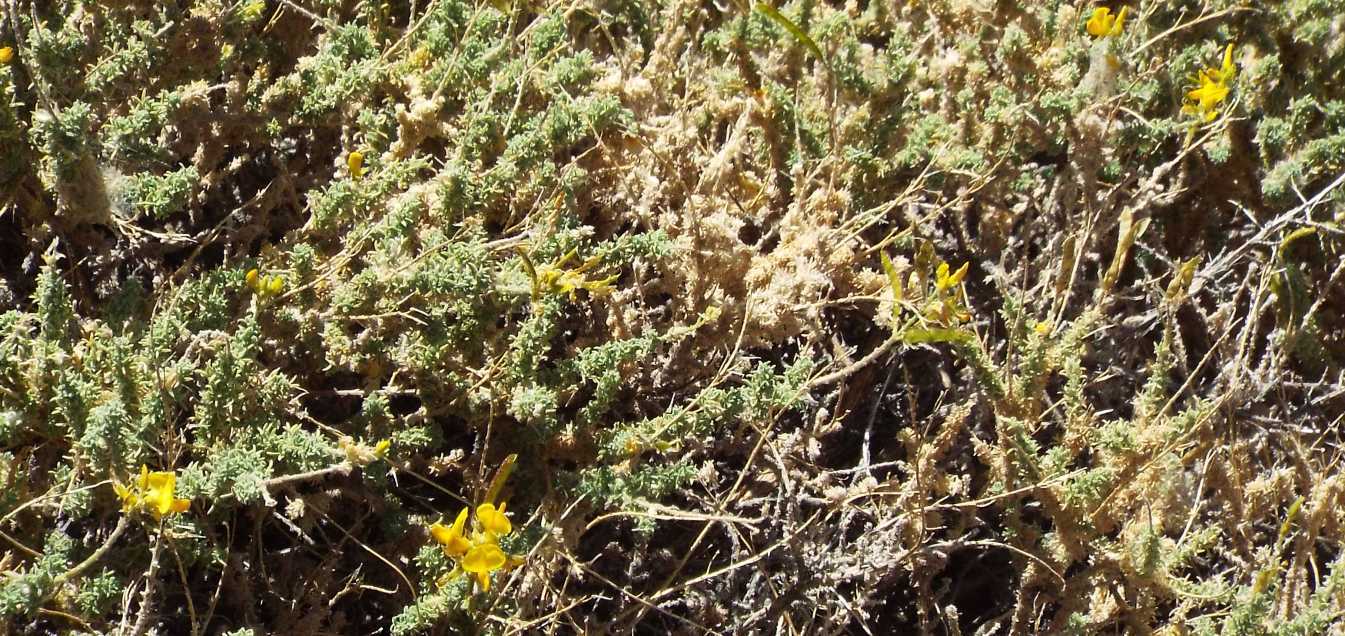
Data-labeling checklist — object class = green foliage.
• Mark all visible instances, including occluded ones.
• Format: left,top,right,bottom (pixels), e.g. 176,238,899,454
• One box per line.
120,165,198,219
575,463,700,509
389,584,464,636
1,0,1343,632
31,101,93,184
73,570,122,616
103,87,186,165
282,24,384,121
0,531,72,617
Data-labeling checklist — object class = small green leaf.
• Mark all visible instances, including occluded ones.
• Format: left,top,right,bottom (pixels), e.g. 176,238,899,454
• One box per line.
754,3,824,62
1276,226,1317,260
902,327,975,346
1278,495,1305,543
880,251,903,321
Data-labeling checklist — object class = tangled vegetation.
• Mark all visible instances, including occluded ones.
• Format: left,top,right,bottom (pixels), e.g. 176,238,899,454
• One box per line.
1,0,1344,633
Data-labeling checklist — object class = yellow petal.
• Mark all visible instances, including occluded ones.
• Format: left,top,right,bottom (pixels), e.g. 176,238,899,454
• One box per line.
451,506,469,536
140,471,181,517
348,151,365,179
373,439,390,457
1187,78,1229,113
245,269,259,290
1085,8,1113,37
267,275,284,295
114,482,139,513
475,570,491,591
1221,43,1235,80
1109,6,1128,36
171,498,191,514
145,471,175,495
462,543,506,573
429,523,454,545
149,497,171,517
948,262,969,287
238,0,267,21
0,47,12,64
477,502,512,537
431,508,472,556
151,493,174,516
1206,83,1229,106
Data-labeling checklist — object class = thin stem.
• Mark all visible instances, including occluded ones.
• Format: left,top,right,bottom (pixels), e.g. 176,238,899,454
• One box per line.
129,527,164,636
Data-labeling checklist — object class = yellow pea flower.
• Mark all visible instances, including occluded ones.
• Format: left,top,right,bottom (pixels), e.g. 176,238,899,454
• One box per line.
1185,77,1229,122
1085,6,1128,38
430,507,473,557
554,270,618,301
143,471,191,518
0,47,13,64
461,543,507,591
373,439,390,458
524,248,617,302
476,502,511,537
114,466,191,519
347,150,365,180
935,262,969,292
1182,44,1236,123
425,457,525,593
427,501,524,592
246,269,286,297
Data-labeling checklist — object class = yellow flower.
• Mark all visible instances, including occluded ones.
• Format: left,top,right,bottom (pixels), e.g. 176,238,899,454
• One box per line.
246,269,285,297
0,47,13,64
461,543,507,591
525,248,617,302
1185,76,1229,121
427,499,522,592
114,466,191,519
373,439,390,458
1182,44,1236,123
935,262,969,292
553,270,618,301
1085,7,1128,38
143,471,190,518
476,502,511,537
347,150,365,180
426,458,523,592
430,507,472,557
